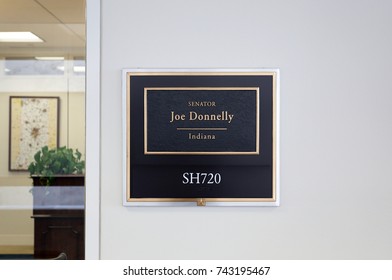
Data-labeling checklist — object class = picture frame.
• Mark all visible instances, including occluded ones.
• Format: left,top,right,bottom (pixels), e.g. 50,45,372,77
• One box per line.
9,96,60,171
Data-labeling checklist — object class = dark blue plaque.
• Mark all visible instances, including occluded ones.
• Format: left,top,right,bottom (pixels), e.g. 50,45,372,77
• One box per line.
123,70,279,206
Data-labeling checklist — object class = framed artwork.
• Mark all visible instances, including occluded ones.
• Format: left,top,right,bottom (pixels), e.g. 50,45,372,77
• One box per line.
123,69,280,206
9,96,59,171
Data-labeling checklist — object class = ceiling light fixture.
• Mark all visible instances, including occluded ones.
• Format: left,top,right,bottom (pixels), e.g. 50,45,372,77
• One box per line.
73,66,85,73
35,57,64,60
0,32,43,43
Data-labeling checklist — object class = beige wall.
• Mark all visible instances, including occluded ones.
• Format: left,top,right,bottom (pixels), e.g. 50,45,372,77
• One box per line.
0,210,33,246
0,91,85,248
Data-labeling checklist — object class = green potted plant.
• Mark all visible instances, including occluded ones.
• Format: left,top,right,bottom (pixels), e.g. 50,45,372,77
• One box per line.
28,146,85,186
28,145,85,210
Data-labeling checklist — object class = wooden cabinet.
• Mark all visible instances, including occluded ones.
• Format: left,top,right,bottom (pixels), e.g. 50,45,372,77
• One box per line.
31,176,85,260
32,211,84,260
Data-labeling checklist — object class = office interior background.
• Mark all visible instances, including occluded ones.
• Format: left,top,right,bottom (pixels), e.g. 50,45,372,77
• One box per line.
0,0,391,259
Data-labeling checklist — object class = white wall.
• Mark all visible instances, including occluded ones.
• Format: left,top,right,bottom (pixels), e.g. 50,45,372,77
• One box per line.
100,0,392,259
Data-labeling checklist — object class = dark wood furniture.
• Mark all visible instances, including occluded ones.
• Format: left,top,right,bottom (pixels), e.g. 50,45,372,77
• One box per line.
31,176,85,260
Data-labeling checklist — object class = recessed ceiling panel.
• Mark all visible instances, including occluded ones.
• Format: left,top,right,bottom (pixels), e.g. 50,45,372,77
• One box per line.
0,0,85,57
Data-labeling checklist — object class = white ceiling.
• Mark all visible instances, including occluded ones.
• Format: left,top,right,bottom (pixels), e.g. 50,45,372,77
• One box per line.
0,0,85,57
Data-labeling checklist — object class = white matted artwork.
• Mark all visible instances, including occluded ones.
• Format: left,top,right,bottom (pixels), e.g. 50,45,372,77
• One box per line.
9,96,59,171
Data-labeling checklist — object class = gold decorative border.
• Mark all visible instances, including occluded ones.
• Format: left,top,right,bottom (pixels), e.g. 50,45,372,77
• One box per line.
126,71,277,204
144,87,259,155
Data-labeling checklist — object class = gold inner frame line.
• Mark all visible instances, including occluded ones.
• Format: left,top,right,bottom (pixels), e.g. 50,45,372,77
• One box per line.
144,87,260,155
177,127,228,131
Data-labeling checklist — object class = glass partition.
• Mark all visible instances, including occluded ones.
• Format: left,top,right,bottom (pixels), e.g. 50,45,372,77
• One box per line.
0,0,86,260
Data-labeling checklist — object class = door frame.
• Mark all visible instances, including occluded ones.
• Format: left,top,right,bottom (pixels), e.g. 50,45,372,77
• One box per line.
85,0,101,260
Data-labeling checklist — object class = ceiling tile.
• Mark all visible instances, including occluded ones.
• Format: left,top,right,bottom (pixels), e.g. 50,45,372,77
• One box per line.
0,0,58,24
36,0,85,23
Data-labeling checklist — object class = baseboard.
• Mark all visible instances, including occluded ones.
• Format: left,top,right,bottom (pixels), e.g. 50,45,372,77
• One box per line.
0,245,33,254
